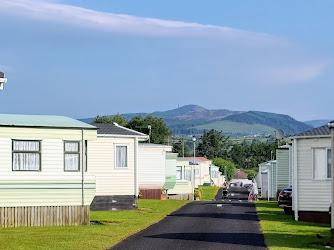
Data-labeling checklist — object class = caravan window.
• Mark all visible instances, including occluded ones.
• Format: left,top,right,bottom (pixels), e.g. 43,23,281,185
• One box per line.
64,141,80,171
313,148,331,180
185,170,191,181
12,140,41,171
176,166,182,180
115,145,128,168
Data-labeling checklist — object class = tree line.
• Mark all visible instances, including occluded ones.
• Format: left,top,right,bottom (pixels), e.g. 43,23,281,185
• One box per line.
94,114,285,180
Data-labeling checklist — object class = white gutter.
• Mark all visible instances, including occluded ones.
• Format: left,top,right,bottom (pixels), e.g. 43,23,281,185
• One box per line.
293,138,298,221
290,135,330,139
328,122,334,229
81,129,85,206
97,134,149,140
135,136,139,197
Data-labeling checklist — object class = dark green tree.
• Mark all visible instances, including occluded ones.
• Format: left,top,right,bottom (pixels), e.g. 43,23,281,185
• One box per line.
126,115,172,144
94,113,128,126
196,129,229,159
172,138,191,157
212,158,236,181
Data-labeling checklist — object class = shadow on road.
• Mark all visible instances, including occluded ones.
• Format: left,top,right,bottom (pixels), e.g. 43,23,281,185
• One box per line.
145,232,266,247
168,212,259,221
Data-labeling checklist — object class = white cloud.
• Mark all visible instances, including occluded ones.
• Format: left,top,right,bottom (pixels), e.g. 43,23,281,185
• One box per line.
0,65,11,73
0,0,286,46
258,61,330,84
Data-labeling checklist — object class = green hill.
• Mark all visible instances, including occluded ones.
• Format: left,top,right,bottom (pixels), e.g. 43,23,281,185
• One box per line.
79,105,312,137
193,120,275,137
222,111,312,135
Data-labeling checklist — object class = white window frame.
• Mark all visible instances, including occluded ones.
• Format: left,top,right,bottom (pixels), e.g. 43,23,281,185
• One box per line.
312,147,331,180
211,170,218,178
114,144,129,169
12,139,41,171
176,166,182,180
195,168,200,176
185,169,192,181
64,141,80,172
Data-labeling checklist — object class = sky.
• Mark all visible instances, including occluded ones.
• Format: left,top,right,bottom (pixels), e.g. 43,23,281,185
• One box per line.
0,0,333,121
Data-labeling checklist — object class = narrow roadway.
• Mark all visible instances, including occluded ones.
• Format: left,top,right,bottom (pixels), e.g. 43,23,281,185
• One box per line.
110,186,267,250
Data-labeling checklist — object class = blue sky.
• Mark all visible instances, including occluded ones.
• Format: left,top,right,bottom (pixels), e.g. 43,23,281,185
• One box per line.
0,0,333,121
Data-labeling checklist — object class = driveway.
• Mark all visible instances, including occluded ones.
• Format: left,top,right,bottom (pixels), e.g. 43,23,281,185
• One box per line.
110,186,267,250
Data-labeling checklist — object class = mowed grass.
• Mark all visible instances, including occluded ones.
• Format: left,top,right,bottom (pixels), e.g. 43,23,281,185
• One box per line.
256,201,331,250
198,186,220,201
0,199,190,250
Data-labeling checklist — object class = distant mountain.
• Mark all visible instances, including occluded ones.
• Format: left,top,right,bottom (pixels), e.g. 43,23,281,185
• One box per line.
79,105,312,137
221,111,312,135
304,119,331,128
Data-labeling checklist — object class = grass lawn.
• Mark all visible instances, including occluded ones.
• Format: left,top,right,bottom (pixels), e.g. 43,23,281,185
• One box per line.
256,201,331,250
198,186,220,201
0,199,190,250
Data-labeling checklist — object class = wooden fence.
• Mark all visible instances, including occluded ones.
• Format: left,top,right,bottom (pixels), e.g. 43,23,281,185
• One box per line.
0,205,90,228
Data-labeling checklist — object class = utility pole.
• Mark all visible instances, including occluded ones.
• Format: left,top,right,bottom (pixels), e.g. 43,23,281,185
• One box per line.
182,138,185,159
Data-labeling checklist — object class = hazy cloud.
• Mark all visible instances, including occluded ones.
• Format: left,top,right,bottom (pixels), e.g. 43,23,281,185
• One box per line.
258,61,330,84
0,0,286,47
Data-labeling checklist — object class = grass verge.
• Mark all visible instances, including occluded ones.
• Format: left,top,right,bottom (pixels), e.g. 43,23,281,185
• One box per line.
256,201,331,250
197,186,220,201
0,199,190,250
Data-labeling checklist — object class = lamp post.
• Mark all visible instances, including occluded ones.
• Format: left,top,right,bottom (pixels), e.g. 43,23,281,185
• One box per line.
0,72,8,90
192,135,196,188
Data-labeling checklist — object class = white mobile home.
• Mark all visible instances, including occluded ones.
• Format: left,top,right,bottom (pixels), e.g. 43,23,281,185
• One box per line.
168,159,194,200
0,114,97,227
211,165,223,187
138,143,172,199
291,125,331,224
259,160,277,200
182,157,211,187
88,123,148,211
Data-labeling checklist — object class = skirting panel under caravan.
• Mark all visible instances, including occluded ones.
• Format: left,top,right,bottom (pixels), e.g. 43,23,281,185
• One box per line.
168,193,194,200
298,211,330,225
0,205,90,228
91,196,138,211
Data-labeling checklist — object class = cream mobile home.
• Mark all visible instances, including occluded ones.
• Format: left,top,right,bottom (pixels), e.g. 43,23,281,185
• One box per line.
88,123,148,211
0,114,97,227
291,125,331,224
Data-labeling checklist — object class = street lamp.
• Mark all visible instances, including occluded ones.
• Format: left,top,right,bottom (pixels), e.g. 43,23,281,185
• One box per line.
192,135,196,188
192,135,196,164
0,72,8,90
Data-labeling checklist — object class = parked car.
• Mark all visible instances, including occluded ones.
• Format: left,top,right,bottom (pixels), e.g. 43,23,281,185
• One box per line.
278,186,292,214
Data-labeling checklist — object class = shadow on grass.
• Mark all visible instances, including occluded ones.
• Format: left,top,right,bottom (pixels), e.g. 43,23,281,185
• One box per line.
262,232,331,249
256,201,329,226
256,201,331,249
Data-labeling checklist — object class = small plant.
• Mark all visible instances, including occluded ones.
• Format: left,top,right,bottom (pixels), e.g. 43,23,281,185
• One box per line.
138,190,143,198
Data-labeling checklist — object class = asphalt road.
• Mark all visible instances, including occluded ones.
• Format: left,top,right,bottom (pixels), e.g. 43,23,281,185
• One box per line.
110,186,267,250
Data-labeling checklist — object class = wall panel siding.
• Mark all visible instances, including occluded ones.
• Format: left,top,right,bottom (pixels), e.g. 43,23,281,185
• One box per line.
0,127,96,140
0,175,96,207
297,138,331,212
277,149,290,190
87,137,136,196
138,148,166,190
